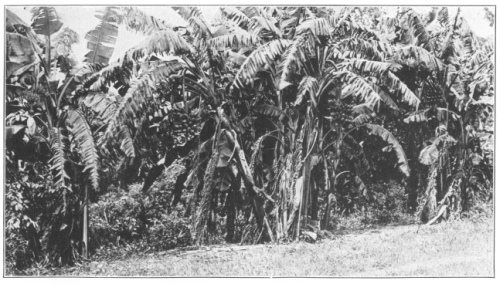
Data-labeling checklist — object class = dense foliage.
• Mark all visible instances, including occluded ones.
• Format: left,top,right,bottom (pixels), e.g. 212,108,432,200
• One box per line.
5,6,494,272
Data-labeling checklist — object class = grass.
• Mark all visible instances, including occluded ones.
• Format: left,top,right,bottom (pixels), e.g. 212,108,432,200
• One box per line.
33,217,493,277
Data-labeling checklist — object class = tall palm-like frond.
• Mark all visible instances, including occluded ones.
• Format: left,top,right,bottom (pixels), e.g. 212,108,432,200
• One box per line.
122,29,191,62
172,7,212,39
100,61,187,161
278,33,316,90
65,110,100,191
337,38,392,61
208,31,261,51
295,76,319,106
367,82,399,111
79,93,119,128
30,6,64,75
220,7,251,29
118,7,173,35
334,15,380,41
386,72,421,108
250,16,282,39
83,62,132,91
349,59,421,108
49,127,69,188
101,79,149,159
349,58,391,74
233,39,292,88
295,18,330,37
406,10,434,51
393,46,444,72
240,6,275,21
437,7,450,27
84,7,120,64
321,70,381,108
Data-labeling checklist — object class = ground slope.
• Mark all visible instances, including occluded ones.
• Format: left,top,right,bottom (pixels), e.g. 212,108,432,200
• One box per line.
48,218,491,277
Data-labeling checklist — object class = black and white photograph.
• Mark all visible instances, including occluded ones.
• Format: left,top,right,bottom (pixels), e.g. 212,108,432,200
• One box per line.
2,1,496,277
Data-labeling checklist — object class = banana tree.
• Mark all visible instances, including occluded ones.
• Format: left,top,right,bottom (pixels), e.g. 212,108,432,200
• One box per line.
220,7,420,240
6,7,101,265
394,7,494,221
68,6,493,247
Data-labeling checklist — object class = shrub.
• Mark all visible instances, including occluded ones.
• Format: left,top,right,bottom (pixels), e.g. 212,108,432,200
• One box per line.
88,162,193,259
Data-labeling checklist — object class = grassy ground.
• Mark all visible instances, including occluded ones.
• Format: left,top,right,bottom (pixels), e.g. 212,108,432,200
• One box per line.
37,217,493,277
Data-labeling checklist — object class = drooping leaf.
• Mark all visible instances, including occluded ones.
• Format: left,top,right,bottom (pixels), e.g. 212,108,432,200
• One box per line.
351,103,375,116
338,38,391,61
100,60,182,161
72,62,107,83
7,8,44,51
6,33,38,77
419,144,439,165
406,10,434,51
65,110,100,191
394,46,444,72
49,127,69,188
102,79,149,159
79,92,119,128
172,7,212,39
224,50,248,66
295,76,319,106
51,27,79,59
83,61,132,91
250,16,282,39
295,18,330,37
335,14,380,41
364,124,410,177
349,59,420,108
254,104,288,121
278,33,316,90
349,58,391,74
338,71,381,108
367,82,399,111
234,39,292,88
352,114,373,126
220,7,251,29
404,108,428,123
386,72,421,108
123,29,191,62
404,108,459,123
240,6,275,21
438,7,450,27
419,134,457,165
436,108,459,122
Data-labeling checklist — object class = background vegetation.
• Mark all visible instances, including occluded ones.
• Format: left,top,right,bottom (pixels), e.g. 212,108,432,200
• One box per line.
5,6,494,274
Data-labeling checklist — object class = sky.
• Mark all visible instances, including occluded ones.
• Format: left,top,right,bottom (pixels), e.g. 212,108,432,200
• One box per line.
6,6,495,65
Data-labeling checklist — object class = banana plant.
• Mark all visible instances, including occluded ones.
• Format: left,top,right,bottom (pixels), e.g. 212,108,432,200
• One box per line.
6,7,100,264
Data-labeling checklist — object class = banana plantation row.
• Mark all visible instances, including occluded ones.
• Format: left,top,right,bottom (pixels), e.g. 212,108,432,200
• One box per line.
5,6,493,268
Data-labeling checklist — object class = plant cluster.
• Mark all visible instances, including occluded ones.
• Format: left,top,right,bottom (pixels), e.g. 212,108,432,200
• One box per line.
5,6,494,271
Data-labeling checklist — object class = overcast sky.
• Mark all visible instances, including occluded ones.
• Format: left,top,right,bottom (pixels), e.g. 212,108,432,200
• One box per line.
7,6,495,65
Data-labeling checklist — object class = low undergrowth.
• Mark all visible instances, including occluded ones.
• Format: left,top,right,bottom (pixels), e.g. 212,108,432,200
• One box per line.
14,214,492,277
7,172,493,276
